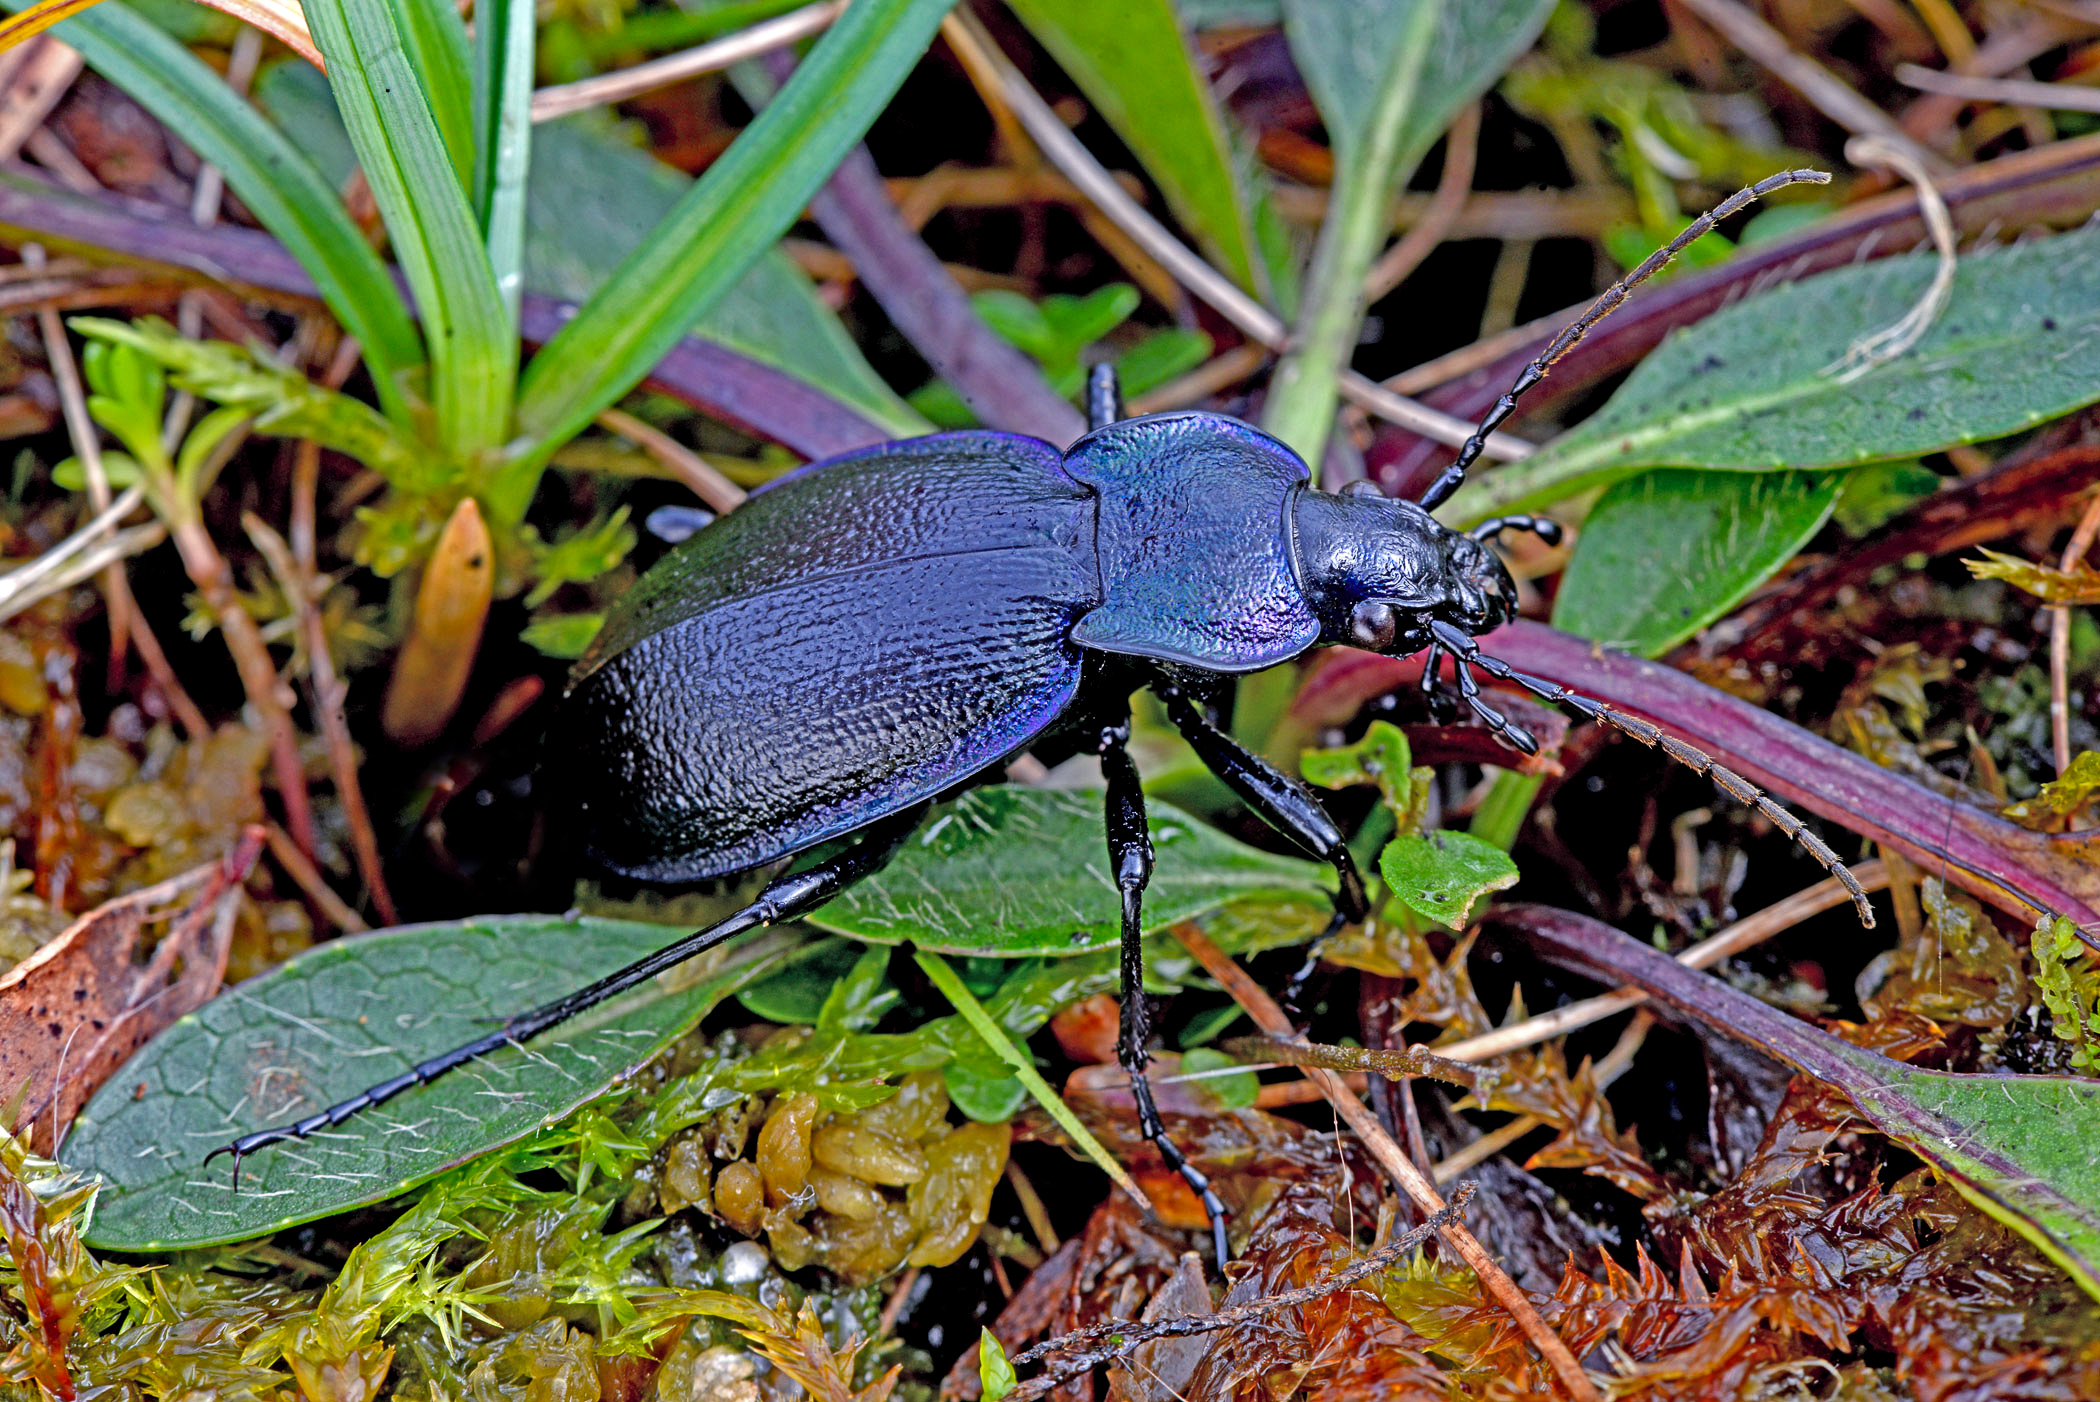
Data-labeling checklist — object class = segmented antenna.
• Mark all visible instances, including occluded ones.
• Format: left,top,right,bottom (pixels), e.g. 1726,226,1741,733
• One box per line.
1427,621,1876,927
1417,168,1831,513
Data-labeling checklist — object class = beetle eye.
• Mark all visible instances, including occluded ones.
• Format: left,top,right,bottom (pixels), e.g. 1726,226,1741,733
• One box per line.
1350,600,1400,650
1340,479,1383,499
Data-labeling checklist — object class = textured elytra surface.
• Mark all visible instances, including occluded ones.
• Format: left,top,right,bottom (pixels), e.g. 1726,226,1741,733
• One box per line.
1065,412,1319,670
62,917,803,1251
562,434,1100,880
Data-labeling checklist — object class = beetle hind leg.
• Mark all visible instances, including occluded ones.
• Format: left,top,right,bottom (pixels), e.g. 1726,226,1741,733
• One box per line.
206,807,926,1187
1099,714,1231,1271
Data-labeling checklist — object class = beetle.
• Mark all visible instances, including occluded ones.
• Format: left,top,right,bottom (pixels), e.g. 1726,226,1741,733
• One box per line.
210,170,1869,1267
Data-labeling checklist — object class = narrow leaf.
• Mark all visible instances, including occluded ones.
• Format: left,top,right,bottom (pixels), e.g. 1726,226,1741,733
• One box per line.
510,0,955,489
1,0,320,66
254,64,924,438
1968,547,2100,605
385,0,472,188
1494,903,2100,1302
304,0,515,457
471,0,534,318
814,786,1320,955
38,0,423,426
1453,227,2100,523
1553,467,1843,656
1004,0,1266,292
59,918,811,1251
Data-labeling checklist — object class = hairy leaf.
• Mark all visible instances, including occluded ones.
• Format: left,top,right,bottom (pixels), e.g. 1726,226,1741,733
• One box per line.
815,787,1319,955
1452,227,2100,523
62,918,809,1251
1553,467,1843,655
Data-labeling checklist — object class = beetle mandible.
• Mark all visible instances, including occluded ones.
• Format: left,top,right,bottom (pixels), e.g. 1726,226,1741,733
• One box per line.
210,169,1870,1268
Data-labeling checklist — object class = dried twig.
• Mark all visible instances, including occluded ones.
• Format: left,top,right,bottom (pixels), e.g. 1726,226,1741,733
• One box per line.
1670,0,1952,173
1897,63,2100,115
1435,861,1886,1065
1365,102,1482,301
1005,1184,1479,1401
2051,495,2100,776
939,9,1535,460
1827,135,1956,382
1170,923,1599,1401
530,0,845,123
244,512,396,924
597,408,747,512
1431,1013,1654,1184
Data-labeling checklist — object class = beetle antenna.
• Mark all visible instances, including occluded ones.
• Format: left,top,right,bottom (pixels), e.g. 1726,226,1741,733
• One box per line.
1427,621,1875,927
1416,168,1831,513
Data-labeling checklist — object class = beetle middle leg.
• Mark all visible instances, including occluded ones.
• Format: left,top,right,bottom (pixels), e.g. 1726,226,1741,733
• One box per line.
1095,707,1232,1270
206,806,926,1185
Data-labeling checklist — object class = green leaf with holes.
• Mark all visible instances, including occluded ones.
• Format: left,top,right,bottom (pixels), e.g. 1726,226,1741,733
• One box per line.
1448,227,2100,526
1552,467,1843,656
1379,829,1518,929
813,786,1320,955
61,918,814,1251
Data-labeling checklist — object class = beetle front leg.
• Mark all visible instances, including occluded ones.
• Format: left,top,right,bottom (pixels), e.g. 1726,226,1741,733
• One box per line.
1156,687,1370,927
1097,714,1231,1270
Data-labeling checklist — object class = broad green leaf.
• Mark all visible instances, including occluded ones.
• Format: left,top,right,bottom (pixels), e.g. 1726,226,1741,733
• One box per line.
1284,0,1550,175
815,786,1320,955
1179,1047,1258,1109
1515,909,2100,1302
1005,0,1267,291
1264,0,1552,463
304,0,515,459
1379,830,1518,928
1552,467,1843,656
471,0,535,318
37,1,424,428
1450,227,2100,525
520,117,925,438
511,0,956,494
254,65,923,440
61,917,811,1251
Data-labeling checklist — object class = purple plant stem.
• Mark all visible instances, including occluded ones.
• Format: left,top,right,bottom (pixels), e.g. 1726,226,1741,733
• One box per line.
807,146,1087,444
0,172,891,461
1373,133,2100,493
1484,618,2100,943
758,46,1085,446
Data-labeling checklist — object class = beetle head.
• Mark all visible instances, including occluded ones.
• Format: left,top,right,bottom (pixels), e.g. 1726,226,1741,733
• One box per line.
1292,485,1517,655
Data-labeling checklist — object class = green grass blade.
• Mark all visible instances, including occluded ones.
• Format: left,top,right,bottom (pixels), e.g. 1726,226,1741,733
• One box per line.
913,950,1151,1209
473,0,535,319
509,0,955,497
305,0,515,459
388,0,474,188
38,0,424,427
1004,0,1266,294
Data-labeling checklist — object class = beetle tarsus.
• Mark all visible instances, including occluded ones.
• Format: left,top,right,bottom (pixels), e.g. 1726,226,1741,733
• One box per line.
1100,714,1231,1270
205,808,926,1181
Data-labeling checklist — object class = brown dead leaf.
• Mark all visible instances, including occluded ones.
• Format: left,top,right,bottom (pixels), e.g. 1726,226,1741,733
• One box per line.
0,827,260,1152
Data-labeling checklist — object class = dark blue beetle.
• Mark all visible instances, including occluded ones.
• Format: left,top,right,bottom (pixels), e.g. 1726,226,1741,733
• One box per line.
212,172,1867,1266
